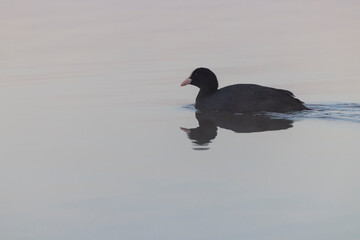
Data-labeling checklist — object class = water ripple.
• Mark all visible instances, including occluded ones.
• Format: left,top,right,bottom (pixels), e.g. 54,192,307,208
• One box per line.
182,102,360,123
268,103,360,123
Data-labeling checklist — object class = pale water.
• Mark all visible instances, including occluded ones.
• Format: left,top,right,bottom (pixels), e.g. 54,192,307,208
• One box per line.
1,1,360,239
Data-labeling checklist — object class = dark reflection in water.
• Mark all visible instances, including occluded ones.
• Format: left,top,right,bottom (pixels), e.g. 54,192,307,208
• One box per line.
181,111,294,150
181,103,360,150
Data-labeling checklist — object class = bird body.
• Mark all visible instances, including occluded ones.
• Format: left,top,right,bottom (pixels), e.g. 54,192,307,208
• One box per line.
181,68,308,113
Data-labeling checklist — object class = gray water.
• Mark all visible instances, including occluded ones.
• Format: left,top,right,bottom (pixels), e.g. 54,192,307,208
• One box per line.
1,1,360,239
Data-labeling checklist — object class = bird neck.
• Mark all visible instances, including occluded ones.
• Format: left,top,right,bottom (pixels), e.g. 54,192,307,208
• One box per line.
195,89,217,109
197,88,217,98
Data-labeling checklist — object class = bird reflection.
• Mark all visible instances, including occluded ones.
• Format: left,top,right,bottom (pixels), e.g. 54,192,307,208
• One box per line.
181,111,294,150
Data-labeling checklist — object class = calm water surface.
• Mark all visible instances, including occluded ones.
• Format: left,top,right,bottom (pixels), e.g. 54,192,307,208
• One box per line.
1,1,360,239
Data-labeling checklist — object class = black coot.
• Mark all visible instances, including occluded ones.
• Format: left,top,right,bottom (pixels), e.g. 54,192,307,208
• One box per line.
181,67,309,113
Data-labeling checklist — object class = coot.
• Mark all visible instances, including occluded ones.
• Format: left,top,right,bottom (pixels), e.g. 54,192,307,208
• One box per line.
181,67,309,113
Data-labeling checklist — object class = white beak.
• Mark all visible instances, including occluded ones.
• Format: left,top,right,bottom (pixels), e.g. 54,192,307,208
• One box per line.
181,78,192,86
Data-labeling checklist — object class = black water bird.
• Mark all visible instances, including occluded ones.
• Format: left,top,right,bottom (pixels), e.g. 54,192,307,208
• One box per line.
181,68,309,113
